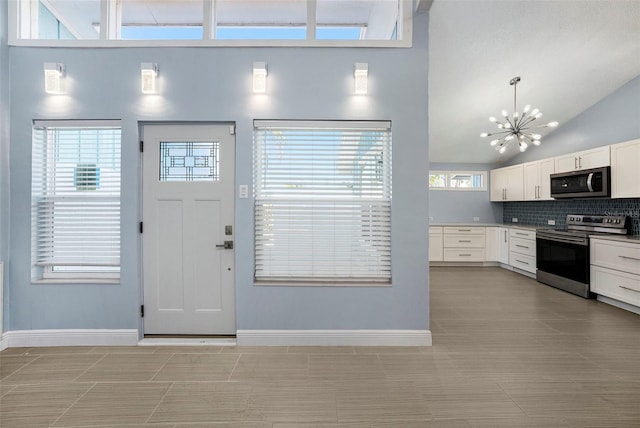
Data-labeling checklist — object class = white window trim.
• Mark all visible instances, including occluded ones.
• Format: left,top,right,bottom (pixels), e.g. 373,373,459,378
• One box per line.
429,170,488,191
9,0,413,48
31,119,122,284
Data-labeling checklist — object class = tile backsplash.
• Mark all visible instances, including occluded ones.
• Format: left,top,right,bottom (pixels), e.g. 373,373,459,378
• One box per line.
503,198,640,235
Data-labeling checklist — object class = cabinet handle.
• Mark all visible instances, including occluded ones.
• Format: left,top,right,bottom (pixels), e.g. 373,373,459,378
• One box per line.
515,259,529,265
574,157,578,169
515,232,528,236
516,244,529,249
458,240,472,243
504,230,507,243
457,229,472,232
579,156,582,168
619,285,640,293
619,255,640,262
459,254,472,257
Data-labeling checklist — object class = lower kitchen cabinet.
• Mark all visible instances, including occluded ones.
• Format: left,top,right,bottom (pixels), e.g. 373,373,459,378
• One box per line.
486,227,509,264
443,227,485,262
509,228,536,274
429,226,443,262
591,238,640,308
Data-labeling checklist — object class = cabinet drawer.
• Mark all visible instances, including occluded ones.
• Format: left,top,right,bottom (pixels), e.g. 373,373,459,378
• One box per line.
443,227,485,235
591,266,640,307
444,248,485,262
429,226,443,235
510,237,536,257
510,253,536,274
444,234,485,248
591,239,640,275
510,228,536,240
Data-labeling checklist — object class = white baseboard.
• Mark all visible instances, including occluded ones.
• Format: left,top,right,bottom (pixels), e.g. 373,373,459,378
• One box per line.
2,329,139,348
236,329,432,346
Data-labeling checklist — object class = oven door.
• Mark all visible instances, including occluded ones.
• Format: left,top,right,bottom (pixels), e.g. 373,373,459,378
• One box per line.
536,235,590,285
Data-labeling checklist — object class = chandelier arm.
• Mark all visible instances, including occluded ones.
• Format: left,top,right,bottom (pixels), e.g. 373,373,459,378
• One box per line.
519,116,537,128
485,130,513,137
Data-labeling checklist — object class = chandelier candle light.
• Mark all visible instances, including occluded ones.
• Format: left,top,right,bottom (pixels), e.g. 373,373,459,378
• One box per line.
481,76,558,154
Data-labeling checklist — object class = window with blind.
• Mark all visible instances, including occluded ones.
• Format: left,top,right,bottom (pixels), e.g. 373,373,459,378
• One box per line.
31,120,121,281
253,120,392,284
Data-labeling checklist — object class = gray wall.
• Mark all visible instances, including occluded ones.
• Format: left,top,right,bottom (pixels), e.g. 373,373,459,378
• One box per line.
7,14,430,331
429,163,502,223
1,0,10,332
511,74,640,165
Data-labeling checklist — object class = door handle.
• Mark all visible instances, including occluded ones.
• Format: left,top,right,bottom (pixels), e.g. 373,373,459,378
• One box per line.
216,241,234,249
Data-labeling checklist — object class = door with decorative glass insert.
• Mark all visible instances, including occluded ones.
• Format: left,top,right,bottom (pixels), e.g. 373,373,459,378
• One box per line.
142,124,235,335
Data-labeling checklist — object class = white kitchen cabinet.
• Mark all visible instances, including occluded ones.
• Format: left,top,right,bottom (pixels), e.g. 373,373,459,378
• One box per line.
554,146,610,173
611,138,640,198
490,164,524,202
591,238,640,309
523,157,554,200
509,228,536,274
429,226,443,262
443,227,485,262
485,227,509,264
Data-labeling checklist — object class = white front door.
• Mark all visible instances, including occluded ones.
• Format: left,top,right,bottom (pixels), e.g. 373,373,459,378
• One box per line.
142,124,235,335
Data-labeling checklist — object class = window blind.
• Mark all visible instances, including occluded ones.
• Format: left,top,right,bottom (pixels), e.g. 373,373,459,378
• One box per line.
31,121,121,279
253,120,392,283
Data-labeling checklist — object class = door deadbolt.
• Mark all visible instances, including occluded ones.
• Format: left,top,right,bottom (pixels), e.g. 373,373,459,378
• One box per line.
216,241,234,249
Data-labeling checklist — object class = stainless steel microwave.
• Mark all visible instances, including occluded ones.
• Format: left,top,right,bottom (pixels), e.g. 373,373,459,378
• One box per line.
550,166,610,199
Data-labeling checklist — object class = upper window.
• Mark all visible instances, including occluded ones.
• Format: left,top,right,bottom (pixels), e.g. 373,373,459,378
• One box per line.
254,120,392,284
11,0,411,47
429,171,487,191
31,120,122,282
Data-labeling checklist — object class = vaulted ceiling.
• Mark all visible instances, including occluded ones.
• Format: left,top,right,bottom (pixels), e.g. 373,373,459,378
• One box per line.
428,0,640,164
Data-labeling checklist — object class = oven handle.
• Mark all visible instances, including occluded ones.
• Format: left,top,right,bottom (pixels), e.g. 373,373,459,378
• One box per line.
587,172,594,192
536,235,588,246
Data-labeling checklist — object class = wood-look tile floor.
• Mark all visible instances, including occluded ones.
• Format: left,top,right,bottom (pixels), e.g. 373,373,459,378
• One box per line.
2,267,640,427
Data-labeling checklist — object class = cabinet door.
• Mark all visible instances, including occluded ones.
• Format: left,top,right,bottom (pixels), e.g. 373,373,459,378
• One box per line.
611,139,640,198
555,153,578,173
578,146,610,170
429,231,443,262
498,228,510,264
485,227,499,261
537,157,555,200
523,161,539,200
505,164,524,201
490,169,506,201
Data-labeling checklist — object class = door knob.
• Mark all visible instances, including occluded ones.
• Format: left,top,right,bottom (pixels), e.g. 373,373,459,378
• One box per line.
216,241,234,249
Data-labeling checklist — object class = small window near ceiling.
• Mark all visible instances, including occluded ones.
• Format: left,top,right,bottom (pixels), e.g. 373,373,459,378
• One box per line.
31,121,122,282
316,0,399,40
253,120,392,284
215,0,307,40
429,171,486,191
35,0,99,40
120,0,204,40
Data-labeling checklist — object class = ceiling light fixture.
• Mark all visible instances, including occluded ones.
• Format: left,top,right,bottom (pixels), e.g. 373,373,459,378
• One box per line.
481,76,558,154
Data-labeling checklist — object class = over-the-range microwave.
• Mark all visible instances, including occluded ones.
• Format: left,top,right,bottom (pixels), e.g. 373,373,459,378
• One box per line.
550,166,611,199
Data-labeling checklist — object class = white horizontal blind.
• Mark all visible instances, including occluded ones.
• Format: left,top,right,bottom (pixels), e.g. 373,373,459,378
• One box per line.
254,120,392,283
31,121,121,279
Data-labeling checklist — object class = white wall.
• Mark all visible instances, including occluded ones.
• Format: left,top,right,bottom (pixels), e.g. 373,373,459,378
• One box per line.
0,0,11,332
7,14,430,332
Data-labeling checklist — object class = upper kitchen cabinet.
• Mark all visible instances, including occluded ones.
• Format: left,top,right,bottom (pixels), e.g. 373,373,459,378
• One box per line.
490,164,524,202
611,139,640,198
554,146,610,173
523,157,554,201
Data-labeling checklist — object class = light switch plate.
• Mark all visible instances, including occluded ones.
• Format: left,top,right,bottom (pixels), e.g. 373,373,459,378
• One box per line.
548,219,556,226
239,185,249,199
473,217,480,222
512,217,518,223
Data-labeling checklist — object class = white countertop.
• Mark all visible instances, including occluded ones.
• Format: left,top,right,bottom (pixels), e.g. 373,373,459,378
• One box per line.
430,222,538,231
588,234,640,244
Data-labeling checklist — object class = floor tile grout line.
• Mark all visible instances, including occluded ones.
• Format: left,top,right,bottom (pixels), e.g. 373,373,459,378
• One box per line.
49,382,98,428
70,353,107,382
149,351,178,382
226,353,243,381
1,353,43,381
145,381,175,424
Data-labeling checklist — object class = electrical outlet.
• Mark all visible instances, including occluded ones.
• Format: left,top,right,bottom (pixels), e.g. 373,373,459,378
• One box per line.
429,216,434,221
473,217,480,222
548,219,556,226
512,217,518,223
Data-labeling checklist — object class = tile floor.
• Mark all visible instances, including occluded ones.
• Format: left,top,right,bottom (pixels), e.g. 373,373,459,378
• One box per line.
1,267,639,427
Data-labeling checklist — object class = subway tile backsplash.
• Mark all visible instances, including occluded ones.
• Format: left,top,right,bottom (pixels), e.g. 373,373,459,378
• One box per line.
503,198,640,236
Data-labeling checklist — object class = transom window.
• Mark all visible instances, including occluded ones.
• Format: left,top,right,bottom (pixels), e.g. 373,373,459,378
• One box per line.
253,120,392,284
429,171,487,191
31,120,121,282
10,0,412,47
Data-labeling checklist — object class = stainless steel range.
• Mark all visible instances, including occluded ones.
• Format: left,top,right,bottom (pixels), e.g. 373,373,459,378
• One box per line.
536,214,628,298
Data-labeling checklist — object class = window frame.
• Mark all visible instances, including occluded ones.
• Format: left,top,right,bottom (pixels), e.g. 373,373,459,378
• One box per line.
253,119,393,286
9,0,413,47
429,170,487,191
31,119,122,284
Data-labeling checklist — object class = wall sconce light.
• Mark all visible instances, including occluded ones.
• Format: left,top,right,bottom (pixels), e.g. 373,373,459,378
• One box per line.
141,63,159,94
354,63,368,95
44,63,65,94
253,61,267,93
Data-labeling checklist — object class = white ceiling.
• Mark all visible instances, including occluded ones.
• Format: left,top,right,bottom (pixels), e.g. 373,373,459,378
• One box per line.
428,0,640,164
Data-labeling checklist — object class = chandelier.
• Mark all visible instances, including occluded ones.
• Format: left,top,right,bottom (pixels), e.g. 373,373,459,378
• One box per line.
481,76,558,154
